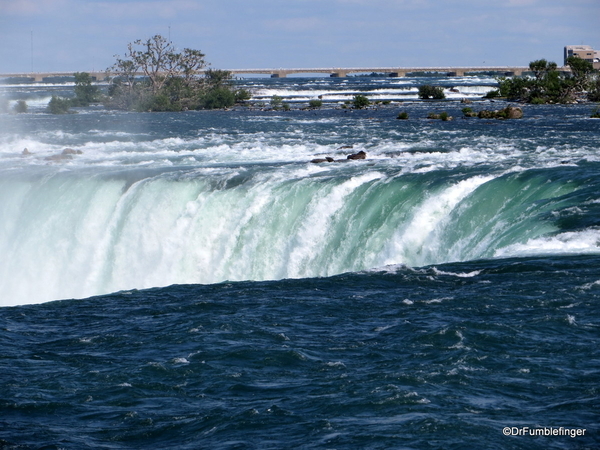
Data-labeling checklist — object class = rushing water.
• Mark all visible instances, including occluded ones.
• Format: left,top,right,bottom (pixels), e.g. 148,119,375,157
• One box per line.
0,76,599,449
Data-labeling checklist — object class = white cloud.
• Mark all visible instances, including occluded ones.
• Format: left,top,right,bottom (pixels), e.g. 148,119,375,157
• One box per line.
0,0,69,15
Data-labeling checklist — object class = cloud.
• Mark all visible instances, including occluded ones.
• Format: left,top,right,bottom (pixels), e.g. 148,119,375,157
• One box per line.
0,0,69,15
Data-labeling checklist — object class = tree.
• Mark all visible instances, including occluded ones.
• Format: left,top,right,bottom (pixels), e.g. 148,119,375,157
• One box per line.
105,35,247,111
529,59,557,81
566,56,593,92
73,72,100,106
496,58,597,103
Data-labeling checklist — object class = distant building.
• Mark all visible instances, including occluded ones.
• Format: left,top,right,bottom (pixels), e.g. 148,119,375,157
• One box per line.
564,45,600,69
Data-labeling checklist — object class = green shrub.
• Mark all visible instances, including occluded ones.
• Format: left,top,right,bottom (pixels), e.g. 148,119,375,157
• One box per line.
439,111,451,121
483,89,500,99
461,107,476,117
72,72,100,106
235,89,252,103
396,111,409,120
13,100,28,113
198,87,236,109
418,85,445,99
309,99,323,108
270,95,284,110
47,96,71,114
353,94,370,109
591,107,600,119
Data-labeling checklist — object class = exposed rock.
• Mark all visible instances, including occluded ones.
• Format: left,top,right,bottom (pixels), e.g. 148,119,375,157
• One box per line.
21,148,32,156
338,145,353,150
347,151,366,160
478,110,495,119
478,106,523,120
310,157,335,163
505,106,523,119
62,148,83,155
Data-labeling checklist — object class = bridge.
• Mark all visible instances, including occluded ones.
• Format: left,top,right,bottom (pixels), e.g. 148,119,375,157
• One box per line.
0,66,554,82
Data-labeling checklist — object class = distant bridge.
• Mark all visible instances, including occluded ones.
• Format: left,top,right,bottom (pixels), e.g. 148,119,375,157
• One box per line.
0,66,567,82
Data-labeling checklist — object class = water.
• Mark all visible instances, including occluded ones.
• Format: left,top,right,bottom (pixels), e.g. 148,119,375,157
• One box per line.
0,77,599,448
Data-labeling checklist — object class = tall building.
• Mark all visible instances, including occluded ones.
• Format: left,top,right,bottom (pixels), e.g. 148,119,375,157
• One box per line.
564,45,600,69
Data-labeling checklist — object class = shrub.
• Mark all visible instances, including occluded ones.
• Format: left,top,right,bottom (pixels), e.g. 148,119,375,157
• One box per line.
309,99,323,108
198,87,236,109
47,96,71,114
270,95,284,110
588,77,600,102
483,89,500,99
396,111,409,120
353,94,370,109
235,89,252,103
462,107,476,117
439,111,452,121
13,100,28,113
418,85,445,99
591,107,600,119
72,72,100,106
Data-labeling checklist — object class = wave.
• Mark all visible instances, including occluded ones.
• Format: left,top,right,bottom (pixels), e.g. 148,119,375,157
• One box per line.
0,162,595,306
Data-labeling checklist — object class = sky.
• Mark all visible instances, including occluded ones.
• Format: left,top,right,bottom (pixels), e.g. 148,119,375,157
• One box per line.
0,0,598,74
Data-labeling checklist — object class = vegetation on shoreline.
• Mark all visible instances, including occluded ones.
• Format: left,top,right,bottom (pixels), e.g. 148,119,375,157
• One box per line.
490,57,599,104
104,35,250,112
46,72,101,114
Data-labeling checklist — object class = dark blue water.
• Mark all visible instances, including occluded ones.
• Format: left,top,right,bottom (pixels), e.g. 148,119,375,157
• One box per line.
1,256,599,449
1,77,599,448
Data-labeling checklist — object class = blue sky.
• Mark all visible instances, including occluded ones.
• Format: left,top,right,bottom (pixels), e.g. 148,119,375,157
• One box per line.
0,0,598,74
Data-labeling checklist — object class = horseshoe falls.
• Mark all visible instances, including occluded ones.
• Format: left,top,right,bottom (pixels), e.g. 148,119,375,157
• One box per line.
0,78,599,449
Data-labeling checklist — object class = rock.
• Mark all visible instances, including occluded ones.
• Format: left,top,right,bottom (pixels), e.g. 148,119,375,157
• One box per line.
21,148,32,156
347,151,366,160
478,106,523,120
338,145,353,150
478,110,495,119
461,98,472,104
310,157,334,163
505,106,523,119
61,148,83,155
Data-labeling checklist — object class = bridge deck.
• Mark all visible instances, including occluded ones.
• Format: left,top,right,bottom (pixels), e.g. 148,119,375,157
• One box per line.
0,66,557,82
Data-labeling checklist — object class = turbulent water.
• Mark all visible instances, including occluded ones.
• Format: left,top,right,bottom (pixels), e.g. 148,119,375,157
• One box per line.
0,76,599,449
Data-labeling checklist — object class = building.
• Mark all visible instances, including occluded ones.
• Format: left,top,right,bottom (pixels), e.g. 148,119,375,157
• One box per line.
564,45,600,69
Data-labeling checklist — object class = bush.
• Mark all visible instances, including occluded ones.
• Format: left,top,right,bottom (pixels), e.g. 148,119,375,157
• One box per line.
483,89,500,99
591,107,600,119
353,94,370,109
439,111,451,121
235,89,252,103
13,100,28,113
396,111,409,120
47,96,71,114
309,99,323,108
270,95,284,110
462,107,476,117
72,72,100,106
198,87,236,109
418,85,445,99
588,77,600,102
